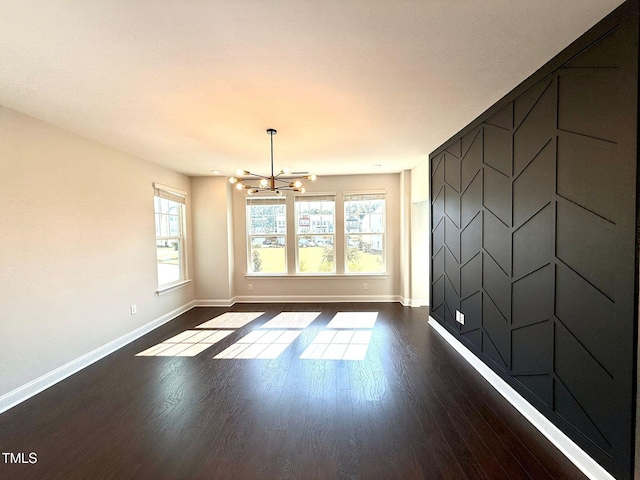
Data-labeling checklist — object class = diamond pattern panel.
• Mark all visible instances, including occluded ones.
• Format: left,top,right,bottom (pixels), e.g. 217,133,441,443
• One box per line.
512,264,553,329
482,293,510,369
482,253,510,322
461,213,481,266
444,151,460,192
483,167,511,226
461,172,481,229
483,210,510,275
461,253,481,299
511,321,552,374
444,185,459,228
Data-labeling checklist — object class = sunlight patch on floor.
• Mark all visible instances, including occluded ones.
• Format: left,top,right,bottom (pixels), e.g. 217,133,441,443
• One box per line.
261,312,321,329
195,312,264,329
136,330,234,357
214,330,303,359
326,311,378,329
300,329,373,360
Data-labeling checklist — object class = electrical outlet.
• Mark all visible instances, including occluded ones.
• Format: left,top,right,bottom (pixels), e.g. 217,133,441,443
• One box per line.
248,284,253,291
455,309,464,325
363,283,368,290
130,305,137,315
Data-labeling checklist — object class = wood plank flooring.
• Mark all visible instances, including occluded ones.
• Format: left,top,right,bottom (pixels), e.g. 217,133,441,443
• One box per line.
0,303,587,480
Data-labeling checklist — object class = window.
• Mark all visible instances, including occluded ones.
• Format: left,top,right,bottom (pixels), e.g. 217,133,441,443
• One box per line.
295,195,335,273
247,197,286,274
344,193,385,273
154,184,187,288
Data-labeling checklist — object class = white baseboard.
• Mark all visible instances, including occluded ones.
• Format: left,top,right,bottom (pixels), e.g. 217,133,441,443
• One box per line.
193,297,237,307
428,317,615,480
0,300,196,415
400,297,429,307
233,294,402,303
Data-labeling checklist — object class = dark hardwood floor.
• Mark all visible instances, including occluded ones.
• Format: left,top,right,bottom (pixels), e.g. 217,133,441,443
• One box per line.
0,303,587,480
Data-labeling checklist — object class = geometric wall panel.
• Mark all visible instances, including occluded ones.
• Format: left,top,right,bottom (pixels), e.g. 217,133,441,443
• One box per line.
482,293,510,369
514,78,553,130
432,154,445,197
483,209,510,274
555,263,616,375
513,79,555,176
461,252,481,299
460,291,482,334
512,203,553,280
444,184,460,227
558,74,620,143
515,374,552,408
432,247,444,282
554,378,612,454
431,6,635,477
485,103,513,130
432,217,444,255
462,129,482,190
445,216,460,262
513,140,555,228
555,323,616,454
433,187,444,224
512,264,553,328
483,124,512,175
482,253,510,321
511,320,552,374
461,213,482,265
445,151,461,191
556,201,616,300
483,167,511,226
563,28,619,69
445,247,460,295
461,172,481,228
432,275,444,310
557,134,620,223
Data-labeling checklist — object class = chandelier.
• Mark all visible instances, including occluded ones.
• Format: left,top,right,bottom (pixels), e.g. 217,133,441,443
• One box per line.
229,129,317,196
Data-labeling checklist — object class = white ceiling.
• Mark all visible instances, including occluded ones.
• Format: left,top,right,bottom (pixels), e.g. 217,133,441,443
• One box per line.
0,0,625,177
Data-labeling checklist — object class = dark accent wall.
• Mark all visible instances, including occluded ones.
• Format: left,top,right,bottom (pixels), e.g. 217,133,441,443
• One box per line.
429,2,639,479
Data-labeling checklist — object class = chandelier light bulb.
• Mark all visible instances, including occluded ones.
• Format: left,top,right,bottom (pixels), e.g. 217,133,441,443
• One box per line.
235,182,244,190
293,180,302,188
308,174,317,181
229,177,237,184
236,168,245,177
299,187,306,193
260,178,269,187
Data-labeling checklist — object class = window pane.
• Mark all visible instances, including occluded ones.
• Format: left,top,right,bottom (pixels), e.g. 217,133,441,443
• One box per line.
345,199,384,233
157,239,181,285
298,235,334,273
248,204,286,235
249,237,286,273
296,198,335,234
346,235,383,273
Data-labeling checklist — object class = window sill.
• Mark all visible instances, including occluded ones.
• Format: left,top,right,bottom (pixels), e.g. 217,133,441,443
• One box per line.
245,273,388,279
156,279,192,296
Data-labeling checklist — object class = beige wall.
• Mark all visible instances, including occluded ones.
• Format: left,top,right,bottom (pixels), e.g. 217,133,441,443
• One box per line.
191,176,235,304
410,158,430,305
0,106,194,397
229,174,403,302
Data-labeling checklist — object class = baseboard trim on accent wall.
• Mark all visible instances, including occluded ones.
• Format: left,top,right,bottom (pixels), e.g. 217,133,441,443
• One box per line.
0,300,196,415
428,317,614,480
234,295,402,304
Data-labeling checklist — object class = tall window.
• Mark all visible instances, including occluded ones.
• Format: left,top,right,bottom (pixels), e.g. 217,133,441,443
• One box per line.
154,184,186,288
344,193,385,273
247,197,286,274
295,195,336,273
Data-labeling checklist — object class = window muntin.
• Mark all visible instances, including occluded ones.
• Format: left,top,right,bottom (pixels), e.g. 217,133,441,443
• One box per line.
154,185,186,287
344,193,385,273
295,195,336,273
247,197,286,274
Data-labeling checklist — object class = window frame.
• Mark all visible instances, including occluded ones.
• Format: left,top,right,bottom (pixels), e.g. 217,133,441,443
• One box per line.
343,192,386,274
294,194,336,274
246,196,288,275
154,183,188,291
